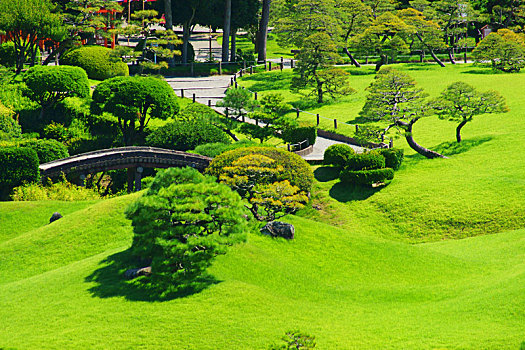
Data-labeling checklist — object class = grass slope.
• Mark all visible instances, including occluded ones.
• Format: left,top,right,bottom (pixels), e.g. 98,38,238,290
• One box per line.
0,196,523,349
241,64,525,241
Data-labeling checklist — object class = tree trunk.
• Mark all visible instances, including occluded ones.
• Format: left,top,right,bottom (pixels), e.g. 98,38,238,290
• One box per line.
456,119,468,143
230,28,237,62
375,54,387,71
256,0,271,63
415,33,445,67
317,79,323,104
403,121,447,159
222,0,232,62
42,42,70,66
182,22,190,64
164,0,173,30
448,48,456,64
343,47,361,68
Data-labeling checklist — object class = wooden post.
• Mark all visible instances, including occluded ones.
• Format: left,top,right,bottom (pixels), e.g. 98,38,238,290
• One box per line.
219,61,222,75
255,119,259,126
381,134,385,142
250,65,253,74
225,107,229,117
231,77,234,86
265,61,268,71
287,144,291,152
291,59,294,68
192,94,196,103
181,89,184,98
240,69,243,77
280,62,283,71
235,81,238,88
281,56,283,66
334,119,338,129
269,62,272,71
389,138,393,148
296,108,300,119
254,92,258,100
355,124,359,133
242,115,245,122
243,60,246,70
365,57,368,64
234,75,237,82
208,100,212,107
316,114,320,126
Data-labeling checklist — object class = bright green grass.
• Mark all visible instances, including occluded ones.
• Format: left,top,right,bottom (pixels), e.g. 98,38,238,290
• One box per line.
217,33,296,59
0,195,523,349
240,63,525,240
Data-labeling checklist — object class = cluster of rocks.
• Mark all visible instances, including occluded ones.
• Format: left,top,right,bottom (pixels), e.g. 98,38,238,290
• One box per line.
260,221,295,240
124,266,152,279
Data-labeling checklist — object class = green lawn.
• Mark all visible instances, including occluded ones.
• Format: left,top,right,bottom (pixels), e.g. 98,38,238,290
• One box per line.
0,195,523,349
217,33,296,60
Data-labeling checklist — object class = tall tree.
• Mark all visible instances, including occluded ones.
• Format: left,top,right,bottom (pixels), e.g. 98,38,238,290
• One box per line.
337,0,373,67
256,0,272,63
0,0,66,74
359,68,447,159
434,81,508,142
222,0,232,62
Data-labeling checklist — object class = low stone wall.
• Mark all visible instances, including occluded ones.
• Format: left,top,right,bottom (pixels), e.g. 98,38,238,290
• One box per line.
293,145,313,157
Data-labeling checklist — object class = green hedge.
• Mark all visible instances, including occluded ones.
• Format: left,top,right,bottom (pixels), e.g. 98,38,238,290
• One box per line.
192,140,256,158
375,148,404,170
0,42,16,67
324,144,355,167
282,125,317,146
146,120,230,152
61,45,129,80
340,168,394,186
206,146,314,192
346,153,385,171
0,147,40,199
19,139,69,164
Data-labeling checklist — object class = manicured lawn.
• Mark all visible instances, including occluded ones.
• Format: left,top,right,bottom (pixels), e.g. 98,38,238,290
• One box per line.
0,195,523,349
217,33,296,59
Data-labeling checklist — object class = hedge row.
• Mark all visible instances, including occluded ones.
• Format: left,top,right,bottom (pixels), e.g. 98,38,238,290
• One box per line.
0,147,40,199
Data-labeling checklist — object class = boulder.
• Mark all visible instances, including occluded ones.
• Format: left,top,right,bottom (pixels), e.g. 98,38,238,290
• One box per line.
260,221,295,240
124,266,152,279
49,212,63,223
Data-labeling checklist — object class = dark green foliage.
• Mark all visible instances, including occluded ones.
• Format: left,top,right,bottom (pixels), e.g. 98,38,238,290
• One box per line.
346,153,386,171
61,45,129,80
126,167,248,295
23,66,90,114
323,144,355,167
146,120,230,152
0,111,21,140
375,148,404,170
340,168,394,185
206,146,314,193
0,42,16,67
19,139,69,164
0,147,40,199
270,330,317,349
192,140,257,158
282,125,317,146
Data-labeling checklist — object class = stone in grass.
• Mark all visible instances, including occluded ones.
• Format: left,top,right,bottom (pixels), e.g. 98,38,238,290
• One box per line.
49,212,63,223
260,221,295,240
124,266,152,279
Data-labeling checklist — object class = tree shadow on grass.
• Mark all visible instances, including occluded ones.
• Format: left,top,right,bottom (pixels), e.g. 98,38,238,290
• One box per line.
405,136,493,164
461,67,501,75
240,71,292,91
85,248,220,302
329,182,384,203
314,166,340,182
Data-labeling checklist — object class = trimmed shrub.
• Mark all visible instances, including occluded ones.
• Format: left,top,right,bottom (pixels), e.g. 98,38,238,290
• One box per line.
340,168,394,185
19,139,69,164
192,140,257,158
61,45,129,80
376,148,404,170
206,146,314,192
282,125,317,146
11,180,100,201
0,42,16,67
0,147,40,199
324,144,355,167
346,153,385,171
0,105,21,140
146,120,230,151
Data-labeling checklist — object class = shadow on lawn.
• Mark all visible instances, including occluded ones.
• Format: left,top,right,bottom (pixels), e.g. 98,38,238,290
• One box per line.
314,166,340,182
85,248,219,302
329,182,384,203
241,71,291,91
405,136,493,163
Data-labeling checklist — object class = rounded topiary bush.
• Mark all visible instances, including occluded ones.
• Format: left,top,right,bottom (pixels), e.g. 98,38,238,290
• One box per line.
375,148,404,170
19,139,69,164
282,125,317,146
324,144,355,167
146,120,230,152
0,147,40,199
0,42,16,67
206,146,314,192
61,45,129,80
346,152,385,171
340,168,394,186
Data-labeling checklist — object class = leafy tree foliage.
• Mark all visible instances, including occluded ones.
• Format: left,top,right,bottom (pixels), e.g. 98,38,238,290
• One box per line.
292,33,355,103
473,29,525,71
219,154,308,221
336,0,373,67
126,167,248,295
434,81,508,142
360,68,446,159
23,65,89,119
269,330,317,350
0,147,40,199
60,45,129,80
0,0,66,73
178,103,239,142
216,87,257,118
91,76,179,145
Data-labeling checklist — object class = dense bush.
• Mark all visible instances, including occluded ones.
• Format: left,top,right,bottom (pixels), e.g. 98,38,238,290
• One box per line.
282,125,317,146
61,45,129,80
11,180,100,201
146,120,230,151
375,148,404,170
192,140,257,158
0,105,21,140
19,139,69,164
0,42,16,67
0,147,40,199
345,152,385,171
340,168,394,185
207,146,314,192
324,144,356,167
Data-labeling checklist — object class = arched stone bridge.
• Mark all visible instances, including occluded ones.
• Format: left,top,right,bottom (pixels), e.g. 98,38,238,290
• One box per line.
39,147,212,191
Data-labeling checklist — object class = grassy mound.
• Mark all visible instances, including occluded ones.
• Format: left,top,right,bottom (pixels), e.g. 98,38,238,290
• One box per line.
0,196,523,349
